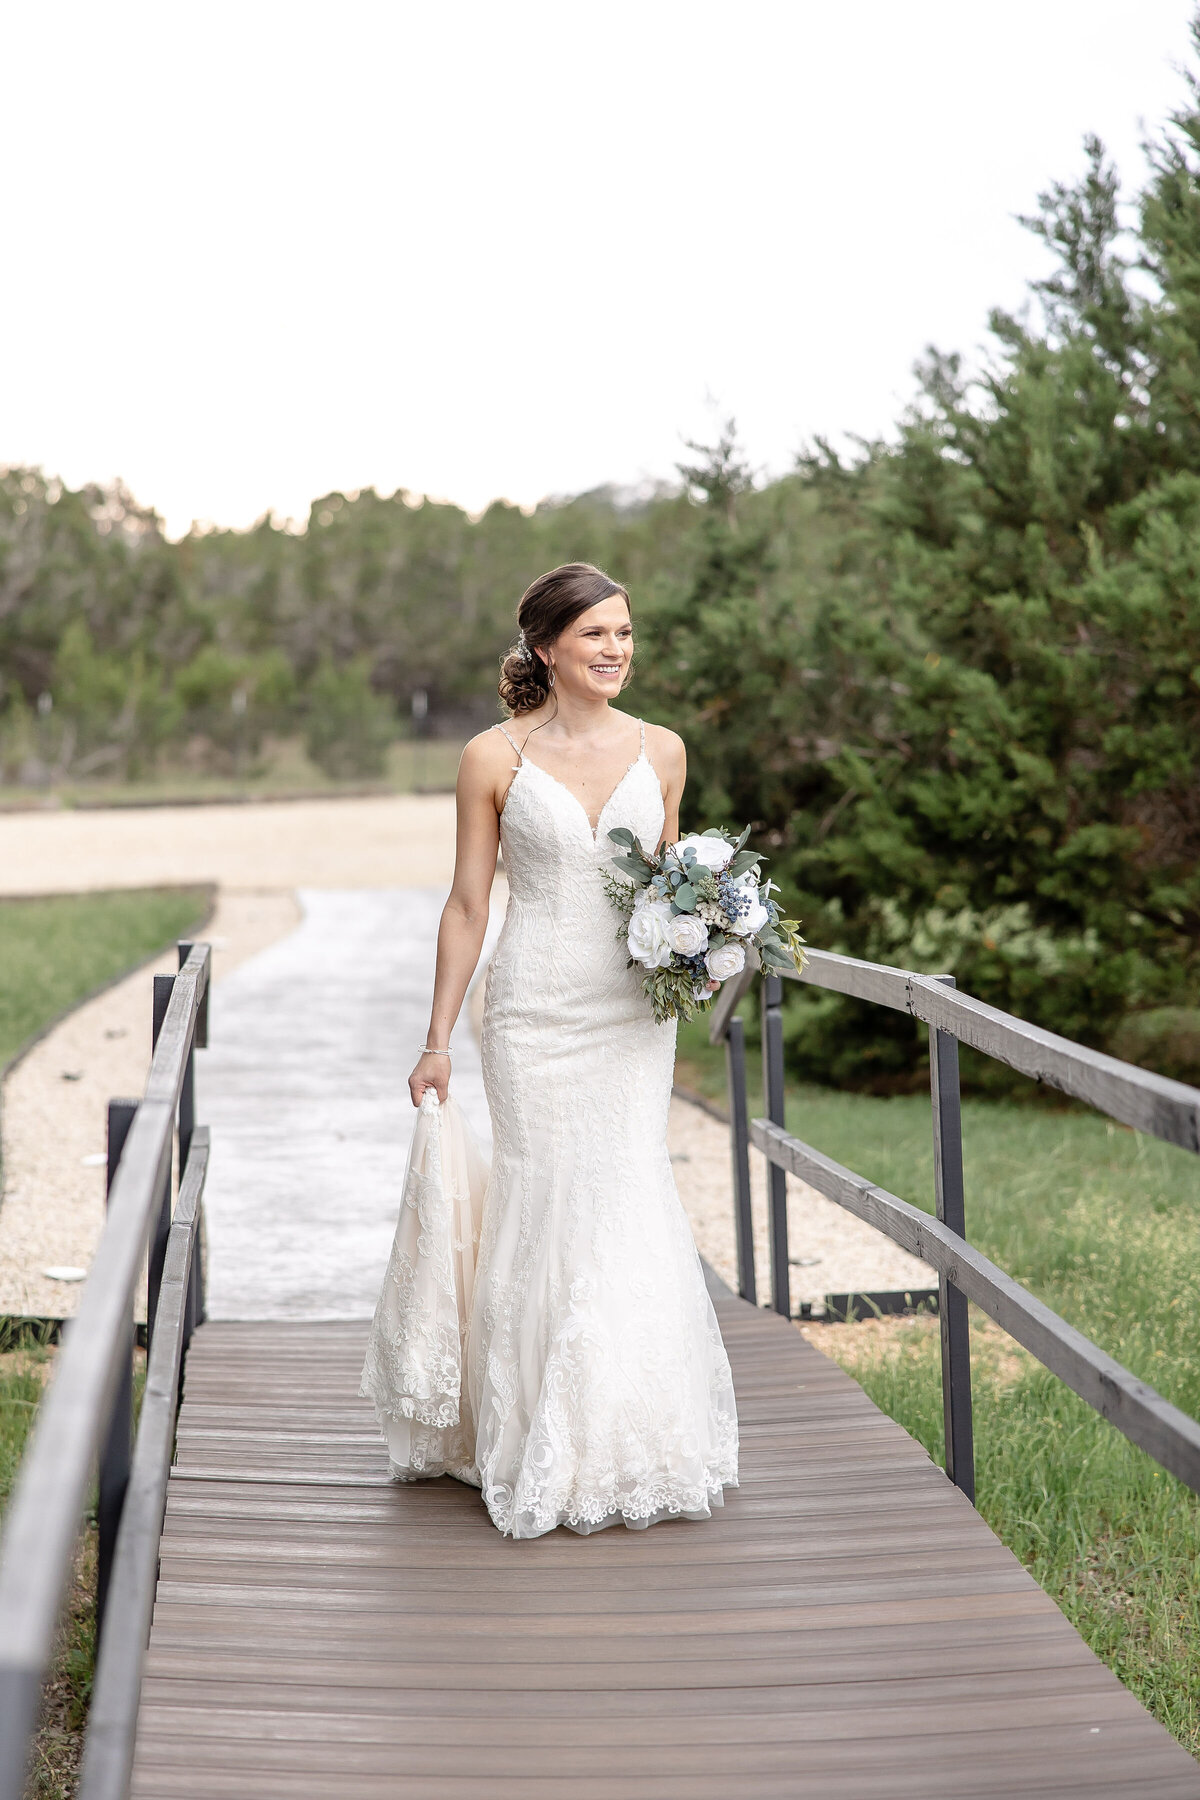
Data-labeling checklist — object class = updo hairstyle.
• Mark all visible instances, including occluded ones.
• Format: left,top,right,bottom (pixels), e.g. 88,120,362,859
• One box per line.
498,563,632,715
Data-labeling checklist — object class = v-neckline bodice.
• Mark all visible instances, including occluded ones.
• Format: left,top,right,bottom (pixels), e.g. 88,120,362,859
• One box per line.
517,751,647,843
497,720,651,844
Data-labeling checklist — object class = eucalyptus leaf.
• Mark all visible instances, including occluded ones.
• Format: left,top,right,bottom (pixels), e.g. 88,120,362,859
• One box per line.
760,944,794,969
611,854,651,881
728,849,761,879
674,884,697,912
607,826,636,847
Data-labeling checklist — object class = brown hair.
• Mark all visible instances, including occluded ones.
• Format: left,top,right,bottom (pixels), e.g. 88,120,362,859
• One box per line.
498,562,632,715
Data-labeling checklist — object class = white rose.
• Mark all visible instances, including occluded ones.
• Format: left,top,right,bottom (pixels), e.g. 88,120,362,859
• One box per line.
705,941,746,981
730,896,769,938
663,911,709,958
671,832,733,872
626,897,674,969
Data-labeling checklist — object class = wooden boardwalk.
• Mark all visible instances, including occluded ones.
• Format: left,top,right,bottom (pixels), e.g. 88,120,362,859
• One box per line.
130,1284,1200,1798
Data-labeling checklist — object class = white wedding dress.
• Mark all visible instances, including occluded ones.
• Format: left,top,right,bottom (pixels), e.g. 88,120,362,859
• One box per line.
361,717,739,1539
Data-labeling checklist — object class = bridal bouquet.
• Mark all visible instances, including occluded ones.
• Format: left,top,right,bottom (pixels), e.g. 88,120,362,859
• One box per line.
601,825,806,1024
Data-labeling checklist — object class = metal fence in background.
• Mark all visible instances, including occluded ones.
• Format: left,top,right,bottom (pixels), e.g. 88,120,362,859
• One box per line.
708,947,1200,1506
0,941,211,1800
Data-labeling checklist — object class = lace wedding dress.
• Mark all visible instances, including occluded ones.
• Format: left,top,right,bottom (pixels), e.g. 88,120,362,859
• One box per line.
361,716,739,1539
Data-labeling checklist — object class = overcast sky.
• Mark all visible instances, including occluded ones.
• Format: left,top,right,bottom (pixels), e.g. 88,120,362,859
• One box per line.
1,2,1194,536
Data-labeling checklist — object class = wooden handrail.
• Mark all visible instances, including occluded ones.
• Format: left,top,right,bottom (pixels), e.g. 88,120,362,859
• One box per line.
708,944,1200,1504
79,1129,210,1800
0,944,211,1800
751,1115,1200,1493
790,949,1200,1151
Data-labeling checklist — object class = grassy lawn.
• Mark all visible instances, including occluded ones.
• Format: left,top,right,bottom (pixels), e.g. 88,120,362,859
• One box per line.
1,885,203,1793
0,885,212,1069
678,1012,1200,1758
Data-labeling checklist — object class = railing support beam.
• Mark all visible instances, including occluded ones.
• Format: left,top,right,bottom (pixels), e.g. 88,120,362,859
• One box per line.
148,975,176,1349
97,1100,137,1633
724,1016,756,1304
761,974,790,1318
930,976,975,1503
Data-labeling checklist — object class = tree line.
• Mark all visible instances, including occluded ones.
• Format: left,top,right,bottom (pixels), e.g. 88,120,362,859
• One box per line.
4,39,1200,1089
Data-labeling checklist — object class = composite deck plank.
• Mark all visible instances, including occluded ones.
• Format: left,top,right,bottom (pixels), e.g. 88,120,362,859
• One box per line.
130,1305,1200,1797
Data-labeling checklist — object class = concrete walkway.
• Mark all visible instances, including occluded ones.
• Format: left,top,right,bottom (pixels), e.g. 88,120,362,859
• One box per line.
200,888,499,1322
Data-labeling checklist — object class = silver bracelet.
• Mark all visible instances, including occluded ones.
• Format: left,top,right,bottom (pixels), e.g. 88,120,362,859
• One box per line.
421,1044,451,1058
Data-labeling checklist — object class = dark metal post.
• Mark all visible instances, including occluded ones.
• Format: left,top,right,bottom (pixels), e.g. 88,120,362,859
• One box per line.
724,1016,757,1304
176,943,196,1170
930,975,975,1502
760,974,790,1318
97,1098,138,1630
148,975,175,1350
177,940,206,1344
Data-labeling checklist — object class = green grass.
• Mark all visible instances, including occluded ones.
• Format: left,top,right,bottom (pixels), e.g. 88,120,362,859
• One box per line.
0,885,211,1069
0,1339,54,1509
677,1011,1200,1757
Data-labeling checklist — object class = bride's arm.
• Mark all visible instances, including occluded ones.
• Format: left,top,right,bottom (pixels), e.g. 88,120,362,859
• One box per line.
653,726,715,987
650,723,687,847
410,734,505,1105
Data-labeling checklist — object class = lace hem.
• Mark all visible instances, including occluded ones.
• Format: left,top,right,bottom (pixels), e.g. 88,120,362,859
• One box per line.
357,1374,459,1432
494,1454,740,1541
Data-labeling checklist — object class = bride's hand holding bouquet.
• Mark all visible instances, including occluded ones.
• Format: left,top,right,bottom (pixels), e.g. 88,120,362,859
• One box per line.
602,825,806,1025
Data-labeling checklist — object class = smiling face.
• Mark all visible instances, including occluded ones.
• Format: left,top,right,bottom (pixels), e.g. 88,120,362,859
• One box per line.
540,593,633,699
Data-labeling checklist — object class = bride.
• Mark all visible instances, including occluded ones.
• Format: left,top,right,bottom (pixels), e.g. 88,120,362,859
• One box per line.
362,561,738,1539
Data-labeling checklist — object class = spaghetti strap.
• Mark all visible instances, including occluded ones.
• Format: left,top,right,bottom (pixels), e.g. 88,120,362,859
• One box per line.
494,722,523,767
638,718,645,755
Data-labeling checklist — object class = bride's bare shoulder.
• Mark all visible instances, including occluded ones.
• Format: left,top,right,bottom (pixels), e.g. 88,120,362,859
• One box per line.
459,725,518,785
643,720,686,777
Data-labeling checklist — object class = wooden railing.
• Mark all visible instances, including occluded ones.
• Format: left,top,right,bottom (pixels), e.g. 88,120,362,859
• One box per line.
0,941,211,1800
709,948,1200,1504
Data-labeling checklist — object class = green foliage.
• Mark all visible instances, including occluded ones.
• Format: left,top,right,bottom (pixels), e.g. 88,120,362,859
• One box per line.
639,70,1200,1090
0,472,702,784
634,427,819,837
303,654,395,779
1109,1006,1200,1086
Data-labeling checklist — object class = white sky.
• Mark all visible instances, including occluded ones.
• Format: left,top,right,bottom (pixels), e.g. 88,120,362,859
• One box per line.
0,1,1194,537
